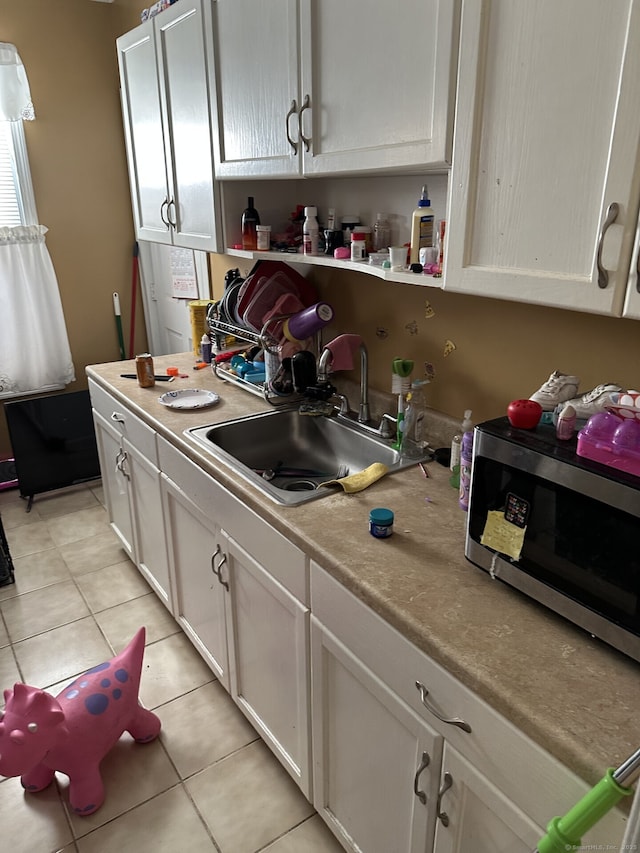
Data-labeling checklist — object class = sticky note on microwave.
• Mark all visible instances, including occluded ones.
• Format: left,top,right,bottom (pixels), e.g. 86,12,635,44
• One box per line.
480,510,526,561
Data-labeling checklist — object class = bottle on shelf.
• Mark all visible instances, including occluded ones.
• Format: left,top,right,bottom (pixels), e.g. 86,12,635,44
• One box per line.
402,379,429,458
373,212,391,252
410,185,434,265
241,196,260,251
450,409,472,489
303,206,320,256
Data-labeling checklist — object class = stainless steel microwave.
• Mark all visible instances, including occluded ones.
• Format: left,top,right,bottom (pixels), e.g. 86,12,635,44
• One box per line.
465,417,640,663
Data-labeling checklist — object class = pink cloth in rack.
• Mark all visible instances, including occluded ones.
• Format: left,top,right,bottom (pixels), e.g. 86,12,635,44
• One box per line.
323,334,363,371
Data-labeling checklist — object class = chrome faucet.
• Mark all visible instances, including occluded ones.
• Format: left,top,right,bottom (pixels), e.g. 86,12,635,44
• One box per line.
317,338,370,424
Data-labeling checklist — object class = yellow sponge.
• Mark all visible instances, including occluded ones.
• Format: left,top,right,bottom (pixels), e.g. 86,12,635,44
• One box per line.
320,462,389,493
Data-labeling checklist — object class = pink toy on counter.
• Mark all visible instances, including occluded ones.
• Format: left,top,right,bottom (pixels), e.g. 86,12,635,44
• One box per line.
0,627,160,816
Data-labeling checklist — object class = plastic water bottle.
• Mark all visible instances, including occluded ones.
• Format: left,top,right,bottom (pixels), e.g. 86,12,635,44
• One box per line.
402,379,429,458
373,212,391,252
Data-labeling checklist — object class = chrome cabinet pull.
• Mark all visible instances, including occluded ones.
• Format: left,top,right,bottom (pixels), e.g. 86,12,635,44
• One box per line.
436,772,453,826
110,412,125,424
298,94,311,152
167,198,177,229
636,234,640,293
415,681,472,733
413,750,430,805
115,448,130,480
212,553,229,590
160,198,171,228
596,201,619,289
210,545,221,572
285,99,298,153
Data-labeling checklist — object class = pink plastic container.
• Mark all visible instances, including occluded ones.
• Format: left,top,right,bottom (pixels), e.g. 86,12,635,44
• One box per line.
576,412,640,477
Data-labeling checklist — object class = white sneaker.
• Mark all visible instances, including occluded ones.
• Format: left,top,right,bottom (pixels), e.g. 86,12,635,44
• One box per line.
529,370,580,411
559,383,622,419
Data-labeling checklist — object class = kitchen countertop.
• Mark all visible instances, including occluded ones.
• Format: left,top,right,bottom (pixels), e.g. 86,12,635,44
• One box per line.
87,354,640,790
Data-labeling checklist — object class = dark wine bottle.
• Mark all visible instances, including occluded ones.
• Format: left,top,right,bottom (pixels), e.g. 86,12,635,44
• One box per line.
241,196,260,251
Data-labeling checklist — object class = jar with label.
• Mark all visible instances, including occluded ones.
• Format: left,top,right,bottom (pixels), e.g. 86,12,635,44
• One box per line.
256,225,271,251
135,353,155,387
350,232,366,262
369,507,394,538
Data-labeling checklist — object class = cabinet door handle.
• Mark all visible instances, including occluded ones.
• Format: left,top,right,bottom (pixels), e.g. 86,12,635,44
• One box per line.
415,681,472,733
167,198,177,229
115,448,130,480
635,234,640,293
160,198,170,228
298,93,311,153
436,771,453,827
212,553,229,591
596,201,619,289
413,750,430,805
285,99,299,154
110,412,125,425
210,545,222,571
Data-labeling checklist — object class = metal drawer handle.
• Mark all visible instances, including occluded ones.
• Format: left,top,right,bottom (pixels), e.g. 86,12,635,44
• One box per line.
413,750,430,804
596,201,619,289
415,681,472,733
212,553,229,591
437,771,453,826
167,198,177,229
298,93,311,152
285,99,298,154
115,448,130,480
210,545,221,571
110,412,125,424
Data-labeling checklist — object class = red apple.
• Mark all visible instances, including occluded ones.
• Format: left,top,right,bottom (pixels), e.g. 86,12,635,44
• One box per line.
507,399,543,429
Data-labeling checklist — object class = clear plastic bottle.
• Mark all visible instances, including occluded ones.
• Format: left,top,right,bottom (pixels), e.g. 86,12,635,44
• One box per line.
241,196,260,250
303,206,320,256
373,212,391,252
402,379,429,458
459,428,474,510
450,409,472,488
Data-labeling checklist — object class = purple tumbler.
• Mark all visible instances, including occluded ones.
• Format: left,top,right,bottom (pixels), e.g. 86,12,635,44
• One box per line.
284,302,334,343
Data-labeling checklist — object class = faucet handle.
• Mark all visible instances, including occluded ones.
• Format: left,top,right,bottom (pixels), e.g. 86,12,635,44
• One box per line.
378,413,397,439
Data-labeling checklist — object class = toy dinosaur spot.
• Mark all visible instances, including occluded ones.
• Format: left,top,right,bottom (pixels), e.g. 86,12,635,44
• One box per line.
100,679,111,688
78,680,89,689
85,694,109,715
65,689,80,700
85,662,110,675
115,669,128,683
74,803,96,813
112,689,122,700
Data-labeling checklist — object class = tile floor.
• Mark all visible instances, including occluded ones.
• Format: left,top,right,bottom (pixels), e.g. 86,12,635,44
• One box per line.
0,482,344,853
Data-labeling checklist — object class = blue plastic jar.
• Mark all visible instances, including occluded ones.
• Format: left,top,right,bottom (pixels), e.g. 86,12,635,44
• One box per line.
369,507,394,538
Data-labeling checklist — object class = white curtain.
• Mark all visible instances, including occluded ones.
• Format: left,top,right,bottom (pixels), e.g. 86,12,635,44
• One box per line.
0,226,75,397
0,43,34,121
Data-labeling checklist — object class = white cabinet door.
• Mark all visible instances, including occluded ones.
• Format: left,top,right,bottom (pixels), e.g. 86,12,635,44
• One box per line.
223,531,311,797
432,744,543,853
118,20,172,244
92,409,136,561
208,0,302,178
299,0,458,176
160,473,229,689
208,0,458,179
445,0,640,315
118,0,221,250
125,439,172,611
311,617,442,853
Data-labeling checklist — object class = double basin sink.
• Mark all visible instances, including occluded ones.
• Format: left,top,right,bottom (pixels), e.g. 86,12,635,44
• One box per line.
186,407,423,506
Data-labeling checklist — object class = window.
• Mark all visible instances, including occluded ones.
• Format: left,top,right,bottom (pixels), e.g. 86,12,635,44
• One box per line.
0,119,37,226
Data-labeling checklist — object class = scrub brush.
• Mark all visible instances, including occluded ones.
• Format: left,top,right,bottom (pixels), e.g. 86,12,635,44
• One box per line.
392,358,414,450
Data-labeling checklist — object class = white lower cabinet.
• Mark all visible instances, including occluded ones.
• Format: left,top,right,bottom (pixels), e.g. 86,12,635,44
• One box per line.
311,616,441,853
157,436,311,796
310,561,626,853
432,744,542,853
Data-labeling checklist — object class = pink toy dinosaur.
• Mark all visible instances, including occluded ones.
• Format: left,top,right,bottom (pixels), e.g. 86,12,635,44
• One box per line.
0,626,160,815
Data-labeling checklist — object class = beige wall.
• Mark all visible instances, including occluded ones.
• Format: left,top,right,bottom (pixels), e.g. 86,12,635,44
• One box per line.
2,0,639,457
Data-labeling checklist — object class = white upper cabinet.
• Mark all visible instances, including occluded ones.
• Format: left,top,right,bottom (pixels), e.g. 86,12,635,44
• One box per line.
208,0,459,179
117,0,221,251
444,0,640,316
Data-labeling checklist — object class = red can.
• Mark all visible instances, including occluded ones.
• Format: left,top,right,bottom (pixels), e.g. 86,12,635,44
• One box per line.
135,353,155,388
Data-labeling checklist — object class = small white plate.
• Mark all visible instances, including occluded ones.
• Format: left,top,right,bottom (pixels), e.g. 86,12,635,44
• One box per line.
158,389,220,410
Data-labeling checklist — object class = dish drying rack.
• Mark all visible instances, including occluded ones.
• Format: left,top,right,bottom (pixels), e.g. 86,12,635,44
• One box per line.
207,311,321,405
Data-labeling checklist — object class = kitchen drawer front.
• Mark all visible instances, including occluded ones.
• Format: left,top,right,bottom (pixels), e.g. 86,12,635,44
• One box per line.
310,562,624,840
158,436,307,602
88,379,158,463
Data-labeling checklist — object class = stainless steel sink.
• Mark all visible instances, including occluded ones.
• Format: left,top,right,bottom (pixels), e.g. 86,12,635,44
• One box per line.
186,408,424,506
